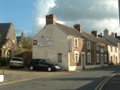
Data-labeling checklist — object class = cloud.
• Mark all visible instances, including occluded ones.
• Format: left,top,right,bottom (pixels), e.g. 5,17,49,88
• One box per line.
34,0,55,31
50,0,118,21
34,0,119,35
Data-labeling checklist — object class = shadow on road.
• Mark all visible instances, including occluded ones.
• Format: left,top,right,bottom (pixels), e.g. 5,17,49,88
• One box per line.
51,65,120,90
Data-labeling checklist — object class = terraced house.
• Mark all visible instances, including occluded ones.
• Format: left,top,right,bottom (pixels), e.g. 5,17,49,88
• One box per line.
33,14,119,71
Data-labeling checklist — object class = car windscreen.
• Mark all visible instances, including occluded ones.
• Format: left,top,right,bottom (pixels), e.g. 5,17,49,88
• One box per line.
44,60,54,64
12,58,23,61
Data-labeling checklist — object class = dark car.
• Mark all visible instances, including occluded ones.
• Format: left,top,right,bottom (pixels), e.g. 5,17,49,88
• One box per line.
29,59,61,71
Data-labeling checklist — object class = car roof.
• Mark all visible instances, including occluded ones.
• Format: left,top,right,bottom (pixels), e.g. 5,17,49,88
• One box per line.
12,57,23,59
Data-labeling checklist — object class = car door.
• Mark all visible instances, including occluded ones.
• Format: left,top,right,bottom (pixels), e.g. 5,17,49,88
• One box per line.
38,60,49,70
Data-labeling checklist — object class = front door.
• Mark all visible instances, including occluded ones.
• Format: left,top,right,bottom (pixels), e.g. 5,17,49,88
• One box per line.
81,52,86,70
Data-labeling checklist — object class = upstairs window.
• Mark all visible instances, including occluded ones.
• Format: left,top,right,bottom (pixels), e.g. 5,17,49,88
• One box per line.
96,43,99,50
74,38,79,47
87,41,91,49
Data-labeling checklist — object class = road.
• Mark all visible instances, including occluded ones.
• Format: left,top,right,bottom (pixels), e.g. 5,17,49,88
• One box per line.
0,65,120,90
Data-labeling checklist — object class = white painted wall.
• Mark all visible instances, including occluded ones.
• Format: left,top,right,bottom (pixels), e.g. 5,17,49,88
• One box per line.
108,45,119,64
33,24,69,70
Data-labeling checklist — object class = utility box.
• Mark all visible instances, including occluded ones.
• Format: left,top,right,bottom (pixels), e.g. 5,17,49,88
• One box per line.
0,75,4,82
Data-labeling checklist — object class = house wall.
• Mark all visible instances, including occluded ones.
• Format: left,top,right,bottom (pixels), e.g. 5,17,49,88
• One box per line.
108,45,119,64
33,24,69,70
67,36,84,71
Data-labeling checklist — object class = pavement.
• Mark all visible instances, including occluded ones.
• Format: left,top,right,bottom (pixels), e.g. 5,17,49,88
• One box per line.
0,68,70,85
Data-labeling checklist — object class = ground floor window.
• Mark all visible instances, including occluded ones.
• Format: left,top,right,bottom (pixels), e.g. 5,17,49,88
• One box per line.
96,54,100,64
87,52,91,64
100,54,103,64
104,55,107,63
58,53,62,63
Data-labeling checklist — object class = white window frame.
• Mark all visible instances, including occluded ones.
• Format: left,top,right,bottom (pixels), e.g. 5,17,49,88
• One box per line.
87,41,91,49
74,38,79,47
96,54,100,63
58,53,62,63
74,51,79,63
87,52,91,64
96,43,99,50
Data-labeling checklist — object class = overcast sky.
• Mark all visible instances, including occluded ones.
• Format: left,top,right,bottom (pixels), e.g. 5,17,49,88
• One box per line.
35,0,119,35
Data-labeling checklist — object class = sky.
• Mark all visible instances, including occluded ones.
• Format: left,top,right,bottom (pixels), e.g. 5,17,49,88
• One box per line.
0,0,119,36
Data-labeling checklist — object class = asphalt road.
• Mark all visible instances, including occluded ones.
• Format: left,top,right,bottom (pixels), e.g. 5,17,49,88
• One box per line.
0,65,120,90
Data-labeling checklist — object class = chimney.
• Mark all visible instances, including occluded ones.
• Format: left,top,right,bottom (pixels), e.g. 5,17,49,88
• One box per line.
46,14,56,25
98,33,103,37
104,29,109,38
111,32,115,37
74,24,81,32
91,30,98,37
115,33,117,38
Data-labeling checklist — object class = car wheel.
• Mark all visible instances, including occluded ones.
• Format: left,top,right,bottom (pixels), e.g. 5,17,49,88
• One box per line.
30,66,34,70
48,67,52,72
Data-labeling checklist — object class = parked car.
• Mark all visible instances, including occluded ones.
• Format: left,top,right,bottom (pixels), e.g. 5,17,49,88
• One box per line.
9,57,24,68
29,59,61,71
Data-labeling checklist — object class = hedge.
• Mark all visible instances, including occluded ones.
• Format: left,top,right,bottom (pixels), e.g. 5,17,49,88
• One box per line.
0,57,8,67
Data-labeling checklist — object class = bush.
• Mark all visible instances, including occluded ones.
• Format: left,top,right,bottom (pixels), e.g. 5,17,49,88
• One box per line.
0,57,8,67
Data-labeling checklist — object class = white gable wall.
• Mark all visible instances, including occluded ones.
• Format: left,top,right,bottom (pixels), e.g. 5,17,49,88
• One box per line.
33,24,69,70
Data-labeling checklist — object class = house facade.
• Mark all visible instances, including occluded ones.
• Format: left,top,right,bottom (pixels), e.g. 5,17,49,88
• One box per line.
103,29,120,65
0,23,17,58
33,14,84,71
33,14,110,71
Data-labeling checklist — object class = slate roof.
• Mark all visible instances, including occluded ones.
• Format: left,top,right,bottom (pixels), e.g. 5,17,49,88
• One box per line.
56,23,83,38
55,23,106,46
0,23,11,44
104,36,120,46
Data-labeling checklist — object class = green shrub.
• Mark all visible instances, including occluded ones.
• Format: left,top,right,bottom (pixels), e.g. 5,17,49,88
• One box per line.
0,57,8,67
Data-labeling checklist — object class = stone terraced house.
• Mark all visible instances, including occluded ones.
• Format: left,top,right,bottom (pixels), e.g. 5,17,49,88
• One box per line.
33,14,119,71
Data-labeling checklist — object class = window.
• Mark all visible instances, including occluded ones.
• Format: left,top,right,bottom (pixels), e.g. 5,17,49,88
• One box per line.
115,47,117,53
96,44,99,50
74,38,79,47
58,53,62,63
33,40,37,45
96,54,100,63
74,51,79,63
111,46,113,52
116,57,117,61
87,41,91,49
104,55,107,63
87,52,91,64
